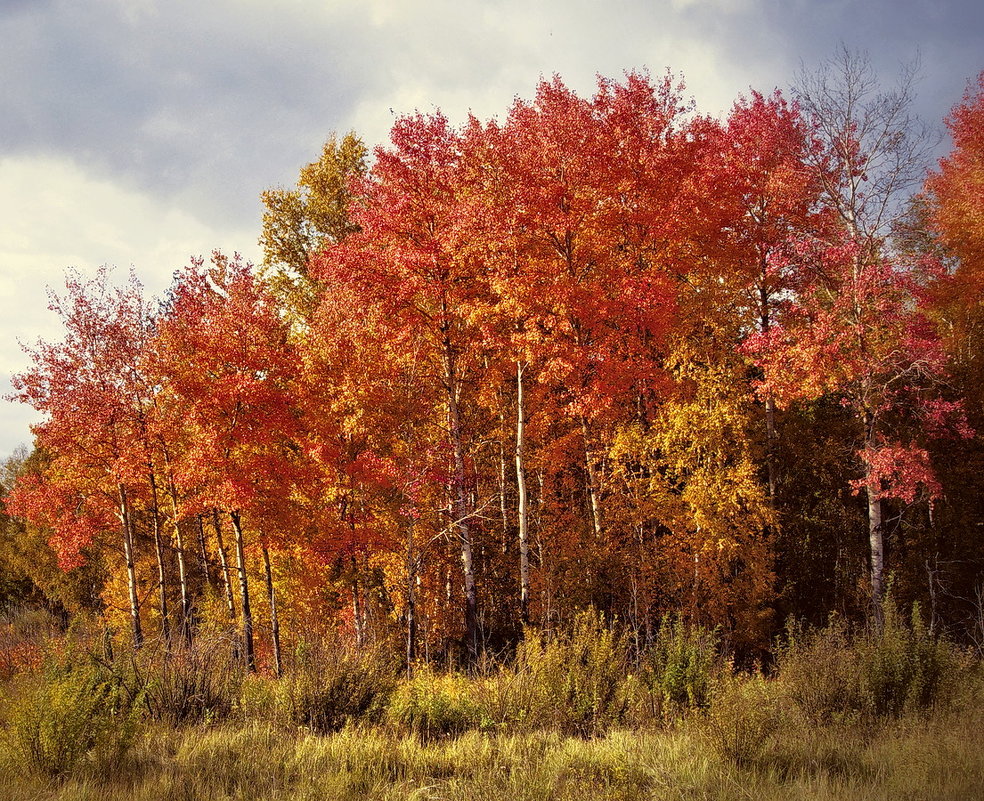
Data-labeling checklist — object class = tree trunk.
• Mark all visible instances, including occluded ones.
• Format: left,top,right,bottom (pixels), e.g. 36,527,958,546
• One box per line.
118,484,143,649
147,473,170,645
351,556,365,649
515,362,531,625
759,277,778,500
161,455,193,643
405,525,417,677
261,544,282,677
229,510,255,672
212,510,237,622
864,412,885,626
171,509,192,644
196,514,213,587
499,413,510,553
580,416,603,537
867,474,885,623
444,341,478,660
450,398,478,659
764,395,778,499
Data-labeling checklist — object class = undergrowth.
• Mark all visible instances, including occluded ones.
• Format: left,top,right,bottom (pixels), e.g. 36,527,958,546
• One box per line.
0,649,143,780
777,603,965,724
242,638,396,733
0,603,980,798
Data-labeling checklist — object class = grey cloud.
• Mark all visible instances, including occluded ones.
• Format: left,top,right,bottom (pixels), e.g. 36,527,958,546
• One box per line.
0,1,378,226
1,0,980,232
753,0,983,131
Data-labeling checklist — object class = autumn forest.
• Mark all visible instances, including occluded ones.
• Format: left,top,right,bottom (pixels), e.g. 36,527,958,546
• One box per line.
2,47,984,798
3,55,984,680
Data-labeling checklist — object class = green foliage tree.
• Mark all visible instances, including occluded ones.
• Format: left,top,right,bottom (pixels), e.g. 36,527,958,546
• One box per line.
259,132,367,321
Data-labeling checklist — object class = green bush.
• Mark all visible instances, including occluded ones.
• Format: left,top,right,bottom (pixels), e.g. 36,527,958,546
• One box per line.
1,658,142,779
859,604,958,718
640,616,719,714
385,667,487,738
778,603,962,723
485,608,630,736
244,640,396,734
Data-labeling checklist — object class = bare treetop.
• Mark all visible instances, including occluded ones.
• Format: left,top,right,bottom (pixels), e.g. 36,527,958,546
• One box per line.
795,46,938,253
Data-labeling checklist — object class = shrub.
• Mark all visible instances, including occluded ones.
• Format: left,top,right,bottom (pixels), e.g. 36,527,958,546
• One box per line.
137,631,244,726
1,657,142,779
777,616,863,725
0,607,62,681
702,674,783,767
386,667,486,738
245,639,396,734
640,616,719,714
778,603,962,723
859,603,958,718
485,608,630,736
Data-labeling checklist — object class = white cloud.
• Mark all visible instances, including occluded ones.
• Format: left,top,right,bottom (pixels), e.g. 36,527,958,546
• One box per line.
0,154,261,456
332,0,781,151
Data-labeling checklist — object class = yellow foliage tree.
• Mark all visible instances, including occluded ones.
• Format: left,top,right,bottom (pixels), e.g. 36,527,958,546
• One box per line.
259,132,367,322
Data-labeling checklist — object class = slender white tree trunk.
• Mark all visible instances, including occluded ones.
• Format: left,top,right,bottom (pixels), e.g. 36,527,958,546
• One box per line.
148,473,170,644
196,514,213,587
580,416,603,537
229,510,255,672
118,484,143,648
864,417,885,623
867,482,884,617
444,340,477,659
759,275,778,499
212,510,237,623
169,495,192,643
262,544,282,677
515,362,530,624
405,525,417,676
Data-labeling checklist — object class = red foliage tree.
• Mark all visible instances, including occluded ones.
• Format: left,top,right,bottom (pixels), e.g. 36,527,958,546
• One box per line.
147,252,299,669
7,268,156,646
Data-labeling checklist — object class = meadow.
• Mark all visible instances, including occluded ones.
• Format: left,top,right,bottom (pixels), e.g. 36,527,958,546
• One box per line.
1,606,982,801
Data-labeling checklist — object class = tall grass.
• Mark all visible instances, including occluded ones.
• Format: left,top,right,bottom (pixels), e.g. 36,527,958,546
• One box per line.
497,608,631,735
0,704,981,800
0,605,980,798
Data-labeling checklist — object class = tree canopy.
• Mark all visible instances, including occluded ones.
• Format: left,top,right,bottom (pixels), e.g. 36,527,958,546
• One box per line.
4,63,982,665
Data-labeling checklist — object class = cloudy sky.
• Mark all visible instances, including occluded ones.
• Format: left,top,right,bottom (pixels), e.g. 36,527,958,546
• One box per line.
1,0,981,457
